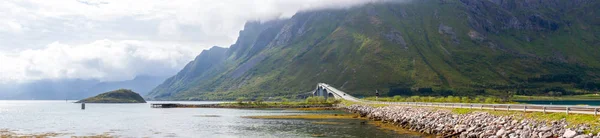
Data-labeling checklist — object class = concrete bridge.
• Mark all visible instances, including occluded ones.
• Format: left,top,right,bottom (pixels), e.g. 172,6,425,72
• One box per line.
312,83,361,102
313,83,600,115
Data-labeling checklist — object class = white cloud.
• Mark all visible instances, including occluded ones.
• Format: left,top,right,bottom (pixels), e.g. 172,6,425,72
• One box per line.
0,21,25,33
0,0,400,83
0,40,196,83
158,20,181,39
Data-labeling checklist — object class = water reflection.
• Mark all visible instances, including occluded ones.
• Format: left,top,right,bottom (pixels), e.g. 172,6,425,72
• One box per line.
0,100,425,137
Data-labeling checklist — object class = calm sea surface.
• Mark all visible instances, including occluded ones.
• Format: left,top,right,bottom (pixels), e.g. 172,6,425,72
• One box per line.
0,100,423,138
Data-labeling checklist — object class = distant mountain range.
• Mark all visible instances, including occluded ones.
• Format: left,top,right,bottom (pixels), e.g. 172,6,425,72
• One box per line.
147,0,600,100
0,75,166,100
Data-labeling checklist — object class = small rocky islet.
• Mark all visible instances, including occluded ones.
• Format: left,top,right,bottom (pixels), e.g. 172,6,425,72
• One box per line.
344,105,596,138
76,89,146,103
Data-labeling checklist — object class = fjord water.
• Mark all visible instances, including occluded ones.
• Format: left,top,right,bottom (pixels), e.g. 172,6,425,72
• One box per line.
0,100,422,138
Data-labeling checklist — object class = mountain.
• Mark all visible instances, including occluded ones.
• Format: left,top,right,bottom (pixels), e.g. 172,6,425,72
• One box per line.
87,75,166,96
0,79,99,100
148,0,600,100
0,75,166,100
77,89,146,103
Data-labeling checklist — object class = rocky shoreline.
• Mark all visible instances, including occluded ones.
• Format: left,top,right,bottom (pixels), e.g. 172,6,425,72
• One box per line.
344,105,598,138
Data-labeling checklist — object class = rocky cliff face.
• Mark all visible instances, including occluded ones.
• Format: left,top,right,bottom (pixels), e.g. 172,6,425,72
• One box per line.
148,0,600,100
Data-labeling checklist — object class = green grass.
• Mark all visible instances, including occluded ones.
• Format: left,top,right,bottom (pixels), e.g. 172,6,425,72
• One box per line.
512,94,600,101
363,96,512,104
450,108,600,133
219,96,342,107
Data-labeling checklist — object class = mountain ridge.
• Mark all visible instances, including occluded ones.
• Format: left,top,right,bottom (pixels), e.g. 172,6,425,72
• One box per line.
148,0,600,100
0,75,166,100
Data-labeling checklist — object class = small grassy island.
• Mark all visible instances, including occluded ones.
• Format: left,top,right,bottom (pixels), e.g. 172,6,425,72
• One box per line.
76,89,146,103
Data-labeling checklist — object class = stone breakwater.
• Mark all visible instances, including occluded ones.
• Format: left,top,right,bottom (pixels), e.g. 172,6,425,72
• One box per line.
345,105,598,138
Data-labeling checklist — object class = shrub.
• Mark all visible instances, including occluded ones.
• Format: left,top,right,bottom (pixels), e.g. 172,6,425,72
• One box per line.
484,97,497,103
327,98,341,104
306,96,327,104
306,97,315,103
408,96,420,102
393,95,403,102
315,96,326,104
461,97,471,103
236,97,246,104
256,97,264,104
435,97,446,102
427,96,436,102
281,98,289,104
452,97,461,103
445,96,454,103
473,97,482,103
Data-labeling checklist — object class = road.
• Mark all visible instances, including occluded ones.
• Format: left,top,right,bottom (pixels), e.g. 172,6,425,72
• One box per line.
317,83,600,115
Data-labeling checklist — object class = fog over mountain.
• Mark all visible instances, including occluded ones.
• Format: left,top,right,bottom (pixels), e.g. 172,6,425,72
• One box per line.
0,0,392,99
0,0,392,84
0,75,166,100
148,0,600,100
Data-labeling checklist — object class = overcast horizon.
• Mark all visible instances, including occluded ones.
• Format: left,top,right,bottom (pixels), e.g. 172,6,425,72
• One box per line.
0,0,399,84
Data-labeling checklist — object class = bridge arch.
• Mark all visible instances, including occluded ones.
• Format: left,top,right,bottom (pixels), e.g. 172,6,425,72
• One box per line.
312,83,342,100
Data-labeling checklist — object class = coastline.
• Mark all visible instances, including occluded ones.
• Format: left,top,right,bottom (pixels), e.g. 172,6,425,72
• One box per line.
8,100,600,137
151,103,335,109
243,113,432,137
244,102,600,138
344,104,599,138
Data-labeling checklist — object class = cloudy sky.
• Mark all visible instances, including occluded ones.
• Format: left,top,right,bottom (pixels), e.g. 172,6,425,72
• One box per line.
0,0,385,84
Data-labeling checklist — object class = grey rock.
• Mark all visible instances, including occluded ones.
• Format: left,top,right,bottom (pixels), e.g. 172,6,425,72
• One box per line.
541,132,552,138
383,30,408,49
497,129,506,136
454,124,467,132
564,129,578,138
520,130,530,137
575,135,590,138
539,126,552,132
467,126,476,132
438,24,459,44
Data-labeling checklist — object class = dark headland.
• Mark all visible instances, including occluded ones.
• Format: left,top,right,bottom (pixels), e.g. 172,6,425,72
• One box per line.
76,89,146,103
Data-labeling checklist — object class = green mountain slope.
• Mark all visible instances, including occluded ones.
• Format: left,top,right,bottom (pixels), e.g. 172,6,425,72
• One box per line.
147,0,600,100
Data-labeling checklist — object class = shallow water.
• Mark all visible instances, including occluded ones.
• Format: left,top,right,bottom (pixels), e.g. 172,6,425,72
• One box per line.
0,100,424,137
